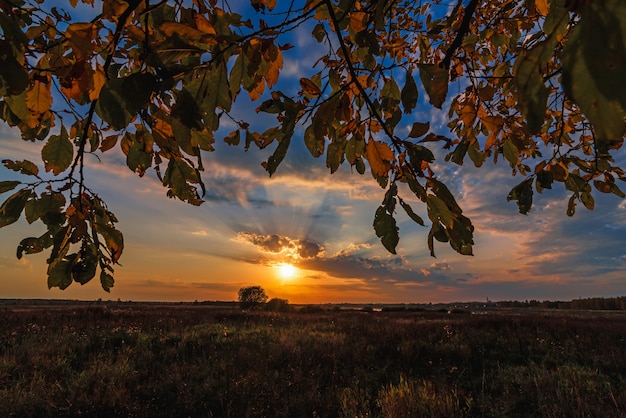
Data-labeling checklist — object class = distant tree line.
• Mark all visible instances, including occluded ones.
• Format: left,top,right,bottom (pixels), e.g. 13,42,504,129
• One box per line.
497,297,626,311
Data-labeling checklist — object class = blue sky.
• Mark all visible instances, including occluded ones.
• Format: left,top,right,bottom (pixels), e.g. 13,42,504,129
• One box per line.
0,0,625,303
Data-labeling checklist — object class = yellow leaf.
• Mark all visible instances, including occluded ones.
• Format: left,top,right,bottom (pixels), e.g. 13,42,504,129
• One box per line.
365,140,394,177
66,22,97,58
350,11,369,33
459,103,477,127
26,79,52,114
265,48,283,89
102,0,129,22
477,106,505,132
160,22,209,42
535,0,550,16
247,78,265,101
89,65,105,102
194,14,217,35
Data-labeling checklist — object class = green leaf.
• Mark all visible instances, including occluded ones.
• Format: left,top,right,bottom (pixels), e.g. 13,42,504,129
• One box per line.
17,232,52,259
418,64,448,108
266,133,291,176
100,270,114,292
127,138,153,176
507,178,534,214
399,199,424,226
426,195,454,229
561,0,626,141
467,141,485,167
0,188,31,227
326,141,344,174
0,48,29,96
163,157,203,205
2,159,39,176
96,78,134,130
42,127,73,175
72,240,98,285
120,73,156,115
47,259,73,290
401,71,418,114
304,124,325,158
0,180,21,195
373,206,399,254
503,140,519,167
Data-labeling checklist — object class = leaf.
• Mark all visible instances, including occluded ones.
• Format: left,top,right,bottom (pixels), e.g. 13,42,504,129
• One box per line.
326,141,344,174
300,77,322,98
408,122,430,138
42,127,73,175
47,259,73,290
265,134,291,176
224,130,241,146
100,135,119,152
100,270,114,292
72,240,98,285
561,0,626,141
503,140,519,168
3,159,39,176
0,188,31,228
0,181,21,195
127,140,153,176
535,0,550,16
401,71,418,114
94,223,124,263
25,78,52,114
426,195,454,230
365,140,394,177
96,78,134,130
162,157,203,205
507,178,534,214
418,64,449,108
0,48,29,96
373,206,399,254
399,199,424,226
304,124,324,157
350,11,369,33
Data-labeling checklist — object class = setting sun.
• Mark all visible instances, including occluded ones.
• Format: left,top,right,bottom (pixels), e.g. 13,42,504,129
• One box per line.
277,263,297,280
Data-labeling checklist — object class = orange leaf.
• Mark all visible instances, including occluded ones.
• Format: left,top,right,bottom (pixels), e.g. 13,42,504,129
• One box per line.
265,48,283,89
459,103,477,127
194,14,217,35
300,77,321,97
350,11,369,33
89,64,105,101
26,79,52,114
365,140,394,177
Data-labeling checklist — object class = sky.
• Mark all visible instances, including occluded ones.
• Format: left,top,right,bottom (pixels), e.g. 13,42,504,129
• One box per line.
1,1,626,304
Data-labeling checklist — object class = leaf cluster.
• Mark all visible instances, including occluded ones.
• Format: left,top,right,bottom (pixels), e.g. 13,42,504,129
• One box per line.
0,0,624,289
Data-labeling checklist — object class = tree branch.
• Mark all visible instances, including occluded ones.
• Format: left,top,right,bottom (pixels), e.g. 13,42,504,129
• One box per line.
440,0,480,70
323,0,403,156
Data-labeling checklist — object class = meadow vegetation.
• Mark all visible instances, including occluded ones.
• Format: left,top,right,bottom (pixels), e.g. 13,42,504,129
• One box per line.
1,304,625,417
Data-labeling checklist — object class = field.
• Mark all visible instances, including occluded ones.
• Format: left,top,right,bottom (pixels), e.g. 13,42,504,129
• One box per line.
1,303,625,417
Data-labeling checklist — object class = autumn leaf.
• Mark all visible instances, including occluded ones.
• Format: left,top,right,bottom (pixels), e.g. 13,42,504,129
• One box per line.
300,77,322,98
26,79,52,114
365,140,394,177
350,11,369,33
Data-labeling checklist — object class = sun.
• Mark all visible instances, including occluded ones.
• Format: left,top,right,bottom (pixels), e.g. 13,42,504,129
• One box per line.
277,263,298,280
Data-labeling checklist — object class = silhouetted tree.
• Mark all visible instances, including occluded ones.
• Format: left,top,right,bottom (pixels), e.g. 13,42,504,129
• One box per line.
265,298,290,313
238,286,268,310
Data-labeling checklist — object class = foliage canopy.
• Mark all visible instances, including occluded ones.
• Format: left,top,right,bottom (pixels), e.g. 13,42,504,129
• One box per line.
0,0,624,291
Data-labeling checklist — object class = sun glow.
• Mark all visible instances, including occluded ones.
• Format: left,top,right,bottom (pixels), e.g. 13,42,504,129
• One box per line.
277,263,297,280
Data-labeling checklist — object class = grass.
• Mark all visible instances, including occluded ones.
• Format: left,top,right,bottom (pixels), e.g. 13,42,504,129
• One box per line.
1,304,625,417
